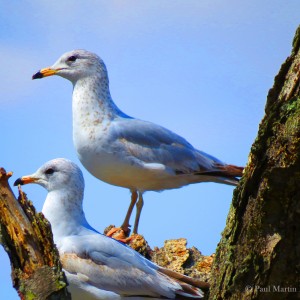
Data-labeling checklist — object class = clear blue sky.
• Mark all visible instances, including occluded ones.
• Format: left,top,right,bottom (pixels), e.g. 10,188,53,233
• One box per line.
1,1,299,298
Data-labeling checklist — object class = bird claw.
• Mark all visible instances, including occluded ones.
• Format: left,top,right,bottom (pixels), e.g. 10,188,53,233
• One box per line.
106,227,132,244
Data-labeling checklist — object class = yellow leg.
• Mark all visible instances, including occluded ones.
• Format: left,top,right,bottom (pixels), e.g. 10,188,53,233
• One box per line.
133,192,144,234
121,190,138,233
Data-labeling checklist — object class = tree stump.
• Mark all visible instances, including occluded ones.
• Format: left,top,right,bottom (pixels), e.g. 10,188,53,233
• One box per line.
0,168,71,300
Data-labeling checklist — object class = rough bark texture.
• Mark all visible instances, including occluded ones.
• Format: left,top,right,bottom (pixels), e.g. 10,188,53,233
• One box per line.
150,239,213,283
0,169,71,300
208,26,300,299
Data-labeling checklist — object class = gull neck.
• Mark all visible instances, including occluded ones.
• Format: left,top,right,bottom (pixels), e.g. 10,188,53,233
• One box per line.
72,75,129,126
42,189,91,240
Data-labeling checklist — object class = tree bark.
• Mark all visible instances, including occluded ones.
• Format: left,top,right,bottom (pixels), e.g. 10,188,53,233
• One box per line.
209,26,300,299
0,168,71,300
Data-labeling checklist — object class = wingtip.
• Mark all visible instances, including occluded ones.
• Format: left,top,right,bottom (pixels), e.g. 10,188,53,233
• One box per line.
158,266,208,298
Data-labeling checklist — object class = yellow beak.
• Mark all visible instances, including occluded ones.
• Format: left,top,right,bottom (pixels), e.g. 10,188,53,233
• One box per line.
14,176,38,186
32,67,57,79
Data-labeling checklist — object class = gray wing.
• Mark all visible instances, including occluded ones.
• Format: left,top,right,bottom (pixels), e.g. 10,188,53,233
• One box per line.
60,233,183,298
106,118,224,175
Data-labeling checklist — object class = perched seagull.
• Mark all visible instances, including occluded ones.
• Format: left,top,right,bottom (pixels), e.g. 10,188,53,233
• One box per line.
32,50,243,235
14,158,204,300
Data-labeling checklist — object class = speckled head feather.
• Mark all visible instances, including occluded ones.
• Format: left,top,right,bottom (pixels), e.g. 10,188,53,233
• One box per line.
49,49,108,83
28,158,84,192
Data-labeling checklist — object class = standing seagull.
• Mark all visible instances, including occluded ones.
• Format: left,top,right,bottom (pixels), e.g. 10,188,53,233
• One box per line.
14,158,205,300
32,50,243,235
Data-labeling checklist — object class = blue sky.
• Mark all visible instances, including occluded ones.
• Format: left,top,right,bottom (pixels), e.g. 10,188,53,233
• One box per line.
1,1,299,298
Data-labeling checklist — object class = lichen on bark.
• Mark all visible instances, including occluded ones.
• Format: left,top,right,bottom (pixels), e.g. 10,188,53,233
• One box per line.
209,25,300,300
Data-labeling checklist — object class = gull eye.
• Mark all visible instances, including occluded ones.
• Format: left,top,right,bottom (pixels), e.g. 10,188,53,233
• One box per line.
45,168,55,175
67,55,77,62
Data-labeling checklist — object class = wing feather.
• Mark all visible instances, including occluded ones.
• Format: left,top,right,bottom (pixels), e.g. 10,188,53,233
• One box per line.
59,234,203,298
108,118,226,175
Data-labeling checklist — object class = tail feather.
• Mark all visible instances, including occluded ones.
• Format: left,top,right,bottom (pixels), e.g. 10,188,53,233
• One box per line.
198,163,244,178
214,164,244,177
194,163,244,186
176,287,203,299
158,266,209,298
159,266,209,290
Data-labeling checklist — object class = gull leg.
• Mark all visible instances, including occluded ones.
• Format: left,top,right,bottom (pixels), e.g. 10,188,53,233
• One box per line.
106,190,138,242
133,192,144,234
120,190,138,234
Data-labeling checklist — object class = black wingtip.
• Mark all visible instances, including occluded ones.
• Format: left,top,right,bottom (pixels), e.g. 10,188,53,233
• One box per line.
14,178,24,186
32,71,43,80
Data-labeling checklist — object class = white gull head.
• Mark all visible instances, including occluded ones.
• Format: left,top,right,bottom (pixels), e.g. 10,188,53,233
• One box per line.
26,158,84,192
14,158,90,240
33,49,108,84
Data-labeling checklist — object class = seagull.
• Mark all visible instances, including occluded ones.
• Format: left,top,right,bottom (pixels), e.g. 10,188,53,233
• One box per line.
32,50,243,235
14,158,205,299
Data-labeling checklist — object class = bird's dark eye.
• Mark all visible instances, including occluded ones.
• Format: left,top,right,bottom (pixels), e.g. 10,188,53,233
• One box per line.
45,168,55,175
67,55,77,62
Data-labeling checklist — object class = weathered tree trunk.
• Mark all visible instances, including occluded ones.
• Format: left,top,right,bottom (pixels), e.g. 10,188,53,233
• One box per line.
209,26,300,299
0,168,71,300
